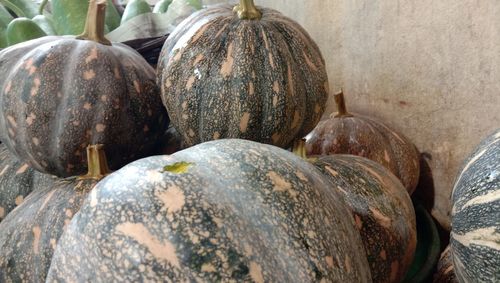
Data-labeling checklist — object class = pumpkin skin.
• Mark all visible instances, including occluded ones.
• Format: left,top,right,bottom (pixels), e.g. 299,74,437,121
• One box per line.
0,177,97,282
306,93,420,194
450,129,500,282
0,35,169,177
0,143,53,222
313,154,416,283
157,4,328,148
433,245,458,283
47,139,371,282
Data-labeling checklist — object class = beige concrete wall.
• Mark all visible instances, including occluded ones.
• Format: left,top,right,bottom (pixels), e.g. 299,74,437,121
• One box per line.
256,0,500,229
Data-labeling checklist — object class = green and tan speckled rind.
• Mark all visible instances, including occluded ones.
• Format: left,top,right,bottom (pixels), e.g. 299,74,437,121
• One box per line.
0,36,169,177
313,155,416,283
306,113,420,194
0,177,97,282
157,4,328,148
0,144,53,222
450,129,500,282
433,245,458,283
47,139,371,282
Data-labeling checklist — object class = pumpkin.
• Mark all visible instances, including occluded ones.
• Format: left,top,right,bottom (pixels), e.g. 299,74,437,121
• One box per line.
433,245,458,283
312,153,416,283
306,91,420,194
0,143,53,222
0,0,169,177
157,0,328,148
0,144,110,282
47,139,371,282
450,128,500,282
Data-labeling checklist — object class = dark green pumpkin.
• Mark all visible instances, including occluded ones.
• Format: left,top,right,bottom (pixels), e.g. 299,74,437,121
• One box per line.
47,139,371,282
0,144,53,222
0,145,109,282
450,129,500,282
0,0,169,177
157,0,328,148
313,154,416,283
306,92,420,194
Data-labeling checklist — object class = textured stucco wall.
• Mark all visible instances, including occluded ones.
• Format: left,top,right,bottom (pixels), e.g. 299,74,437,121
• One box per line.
256,0,500,229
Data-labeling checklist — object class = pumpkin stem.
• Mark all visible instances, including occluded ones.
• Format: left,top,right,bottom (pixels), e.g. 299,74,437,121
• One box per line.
38,0,48,14
333,89,353,118
76,0,111,45
78,144,112,180
233,0,261,20
0,0,25,17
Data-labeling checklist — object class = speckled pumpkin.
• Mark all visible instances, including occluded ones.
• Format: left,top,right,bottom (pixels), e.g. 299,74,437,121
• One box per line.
0,0,169,177
157,0,328,148
47,139,371,282
433,245,458,283
0,144,53,222
450,129,500,282
313,154,416,283
306,91,420,194
0,145,109,282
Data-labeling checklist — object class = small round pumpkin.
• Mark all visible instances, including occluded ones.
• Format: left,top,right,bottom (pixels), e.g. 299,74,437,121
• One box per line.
47,139,371,282
0,144,53,222
433,245,458,283
0,0,169,177
450,128,500,282
306,91,420,194
312,154,416,283
0,145,110,282
157,0,328,148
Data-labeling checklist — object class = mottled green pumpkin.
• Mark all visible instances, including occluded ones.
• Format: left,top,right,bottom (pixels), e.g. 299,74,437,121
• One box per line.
47,139,371,282
0,144,53,222
0,0,169,177
157,0,328,148
450,129,500,282
0,145,109,282
306,92,420,194
313,154,416,283
433,245,458,283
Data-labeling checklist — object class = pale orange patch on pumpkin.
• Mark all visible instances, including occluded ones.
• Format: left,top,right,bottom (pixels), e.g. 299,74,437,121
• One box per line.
268,171,298,198
83,103,92,110
16,163,29,174
291,110,301,129
213,132,220,139
325,256,335,267
32,137,40,146
15,195,23,205
272,96,278,107
101,95,108,102
193,54,204,66
4,81,11,93
188,128,195,137
345,256,352,273
72,120,80,126
7,116,17,127
220,43,234,78
49,238,57,250
370,207,392,229
83,70,96,80
214,23,228,38
182,114,189,120
26,113,36,125
296,171,307,181
390,261,400,282
249,262,264,283
324,166,339,176
269,53,275,69
85,47,98,63
354,214,363,230
262,31,270,50
24,58,37,75
272,81,280,93
165,79,172,88
0,207,4,218
192,22,212,43
303,50,318,71
380,249,387,260
133,81,141,93
8,128,15,137
271,133,281,144
314,103,322,113
0,165,9,176
116,222,181,269
33,226,41,254
113,67,121,79
156,185,185,214
249,82,255,96
65,209,73,218
31,77,41,96
95,124,106,132
186,76,196,91
240,112,250,133
384,150,391,162
173,49,184,62
201,263,216,273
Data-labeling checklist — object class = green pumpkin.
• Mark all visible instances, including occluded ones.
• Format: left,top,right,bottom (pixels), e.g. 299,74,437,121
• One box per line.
0,0,169,177
0,145,110,282
313,154,416,283
157,0,328,149
47,139,371,282
0,144,53,222
450,129,500,282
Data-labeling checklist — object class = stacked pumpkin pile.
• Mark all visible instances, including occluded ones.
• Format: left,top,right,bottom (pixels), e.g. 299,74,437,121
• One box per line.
0,0,491,282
